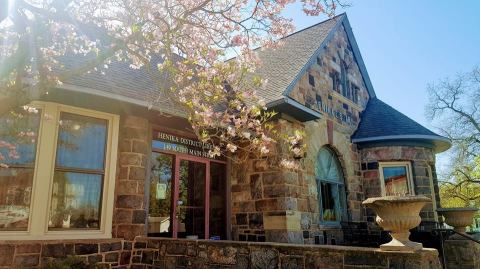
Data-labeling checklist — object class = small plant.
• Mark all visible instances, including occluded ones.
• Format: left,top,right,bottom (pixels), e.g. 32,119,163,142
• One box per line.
40,256,96,269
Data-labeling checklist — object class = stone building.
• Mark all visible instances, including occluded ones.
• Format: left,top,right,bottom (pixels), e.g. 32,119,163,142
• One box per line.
0,13,449,268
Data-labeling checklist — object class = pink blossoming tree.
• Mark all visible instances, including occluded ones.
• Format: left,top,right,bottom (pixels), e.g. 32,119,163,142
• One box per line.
0,0,343,167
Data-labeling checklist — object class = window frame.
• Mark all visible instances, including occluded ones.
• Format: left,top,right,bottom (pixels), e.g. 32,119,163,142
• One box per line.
317,178,346,227
0,101,119,240
378,161,415,197
0,106,43,232
315,147,347,227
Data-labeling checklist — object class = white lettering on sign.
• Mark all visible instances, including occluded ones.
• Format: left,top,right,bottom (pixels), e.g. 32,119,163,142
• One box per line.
156,132,214,150
154,132,215,158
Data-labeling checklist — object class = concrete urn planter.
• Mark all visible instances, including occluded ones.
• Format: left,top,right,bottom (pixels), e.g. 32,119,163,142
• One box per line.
437,207,478,233
362,195,431,251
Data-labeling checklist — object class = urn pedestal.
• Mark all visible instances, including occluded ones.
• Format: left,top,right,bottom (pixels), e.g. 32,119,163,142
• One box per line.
363,196,431,251
437,207,478,234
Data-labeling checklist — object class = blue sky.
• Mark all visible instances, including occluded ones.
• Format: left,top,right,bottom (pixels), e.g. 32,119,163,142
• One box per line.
284,0,480,172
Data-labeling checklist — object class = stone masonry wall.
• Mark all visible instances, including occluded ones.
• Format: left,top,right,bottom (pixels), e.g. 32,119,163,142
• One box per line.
113,115,150,240
231,116,364,245
288,25,370,127
130,237,442,269
0,237,442,269
0,239,130,269
443,239,480,269
360,146,439,224
230,118,306,244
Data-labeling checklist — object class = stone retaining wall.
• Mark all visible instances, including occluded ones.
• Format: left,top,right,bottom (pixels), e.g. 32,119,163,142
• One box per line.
0,237,442,269
443,239,480,269
131,237,441,269
0,239,130,269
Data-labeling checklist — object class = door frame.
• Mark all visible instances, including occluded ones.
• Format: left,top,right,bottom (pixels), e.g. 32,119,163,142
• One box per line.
151,148,226,239
172,155,210,239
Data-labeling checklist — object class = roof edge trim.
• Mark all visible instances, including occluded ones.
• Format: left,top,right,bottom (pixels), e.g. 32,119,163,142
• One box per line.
342,16,376,98
282,13,376,99
267,97,322,121
57,83,186,117
351,134,450,143
284,97,322,119
352,134,451,153
282,14,345,97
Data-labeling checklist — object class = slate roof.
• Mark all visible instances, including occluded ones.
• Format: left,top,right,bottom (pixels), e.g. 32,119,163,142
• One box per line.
352,98,451,152
254,15,340,103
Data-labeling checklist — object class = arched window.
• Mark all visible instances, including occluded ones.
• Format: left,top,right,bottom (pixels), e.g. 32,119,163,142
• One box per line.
316,147,347,224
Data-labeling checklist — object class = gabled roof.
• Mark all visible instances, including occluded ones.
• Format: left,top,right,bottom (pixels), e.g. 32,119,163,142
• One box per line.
59,55,186,117
56,13,374,121
352,98,451,153
255,13,376,107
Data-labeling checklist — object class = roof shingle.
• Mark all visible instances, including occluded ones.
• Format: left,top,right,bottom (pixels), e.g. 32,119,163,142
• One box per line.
254,15,341,103
352,98,450,152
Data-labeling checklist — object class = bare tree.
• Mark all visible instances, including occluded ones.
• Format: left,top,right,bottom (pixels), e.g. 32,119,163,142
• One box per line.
427,66,480,206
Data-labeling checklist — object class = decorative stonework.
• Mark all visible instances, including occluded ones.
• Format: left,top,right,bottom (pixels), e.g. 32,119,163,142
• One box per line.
437,207,478,233
129,237,441,269
113,115,150,240
0,239,129,268
363,196,430,251
288,25,370,129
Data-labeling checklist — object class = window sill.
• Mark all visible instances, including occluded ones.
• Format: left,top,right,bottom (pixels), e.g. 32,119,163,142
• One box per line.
0,230,112,241
317,222,342,229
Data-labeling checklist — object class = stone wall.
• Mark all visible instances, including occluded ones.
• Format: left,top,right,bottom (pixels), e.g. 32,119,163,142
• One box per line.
0,239,130,269
0,237,442,269
288,24,370,129
231,116,365,245
113,115,151,240
443,239,480,269
360,146,439,224
130,237,442,269
230,118,306,244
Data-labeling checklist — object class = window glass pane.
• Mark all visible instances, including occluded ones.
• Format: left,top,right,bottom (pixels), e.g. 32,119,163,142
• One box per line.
0,108,41,231
0,109,41,165
321,182,337,222
148,152,174,236
383,166,409,196
56,113,107,170
210,162,226,240
316,148,341,182
178,160,206,239
0,168,34,230
49,172,103,230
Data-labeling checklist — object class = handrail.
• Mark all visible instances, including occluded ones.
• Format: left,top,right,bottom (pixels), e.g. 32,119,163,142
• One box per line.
433,228,480,244
432,228,480,269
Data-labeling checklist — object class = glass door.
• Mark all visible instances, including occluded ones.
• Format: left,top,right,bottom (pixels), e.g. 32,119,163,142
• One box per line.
148,152,174,237
173,159,209,239
148,148,227,239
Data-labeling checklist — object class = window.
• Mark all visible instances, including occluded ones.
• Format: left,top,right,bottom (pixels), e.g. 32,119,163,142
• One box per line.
379,162,414,196
315,147,347,224
330,71,340,92
49,113,108,230
0,108,41,231
0,102,118,239
350,82,359,104
308,74,315,87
